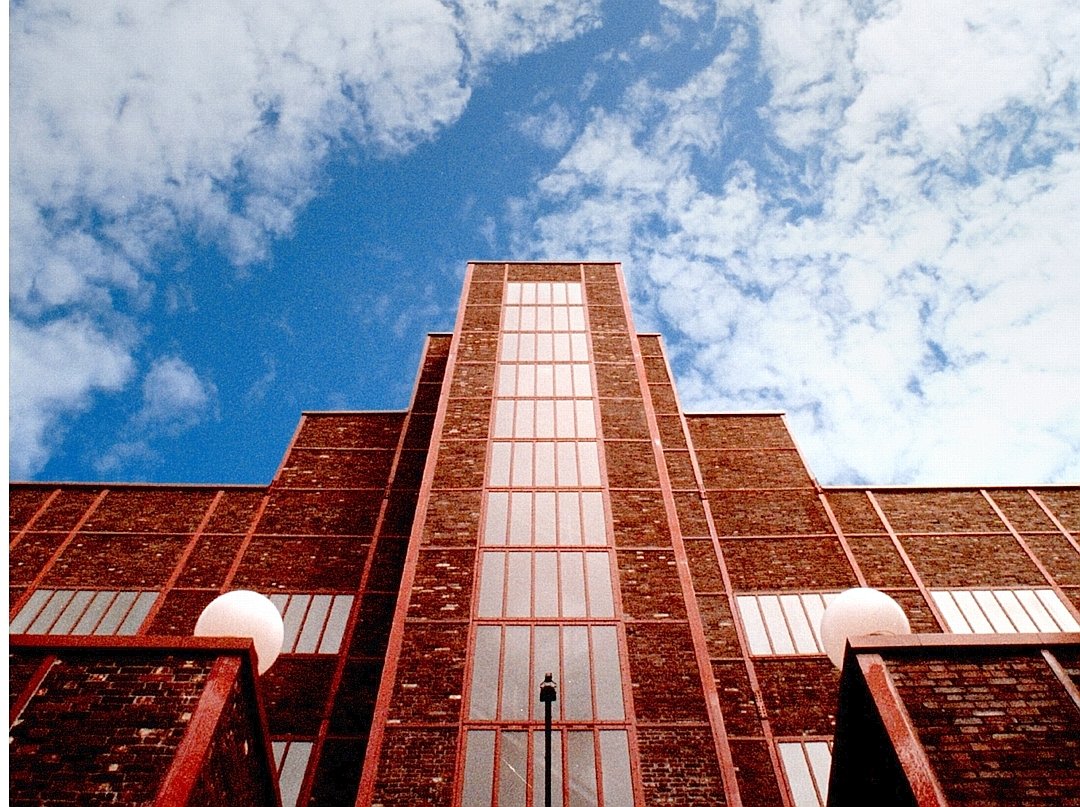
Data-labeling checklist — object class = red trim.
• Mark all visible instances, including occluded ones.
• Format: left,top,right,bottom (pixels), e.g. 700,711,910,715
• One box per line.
141,490,225,633
864,492,948,630
12,489,110,617
1028,489,1080,554
9,487,61,550
220,494,272,590
676,398,789,806
153,656,244,807
819,493,869,587
1043,648,1080,713
355,262,483,806
619,273,738,807
856,653,949,806
9,653,57,725
982,489,1080,624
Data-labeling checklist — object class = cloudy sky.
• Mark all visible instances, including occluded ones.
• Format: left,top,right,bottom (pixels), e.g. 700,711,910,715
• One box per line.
10,0,1080,486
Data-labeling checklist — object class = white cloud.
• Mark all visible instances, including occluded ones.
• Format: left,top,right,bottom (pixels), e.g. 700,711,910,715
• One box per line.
521,1,1080,484
10,0,601,477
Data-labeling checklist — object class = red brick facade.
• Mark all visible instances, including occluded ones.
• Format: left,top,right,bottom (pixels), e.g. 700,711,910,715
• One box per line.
9,263,1080,806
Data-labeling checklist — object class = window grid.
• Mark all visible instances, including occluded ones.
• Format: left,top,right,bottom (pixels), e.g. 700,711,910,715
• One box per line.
462,727,633,807
931,588,1080,634
736,593,837,656
268,593,354,654
778,740,832,807
10,588,159,637
460,278,636,806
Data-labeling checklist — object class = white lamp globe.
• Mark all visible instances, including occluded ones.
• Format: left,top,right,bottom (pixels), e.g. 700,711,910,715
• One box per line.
194,590,284,674
819,587,910,668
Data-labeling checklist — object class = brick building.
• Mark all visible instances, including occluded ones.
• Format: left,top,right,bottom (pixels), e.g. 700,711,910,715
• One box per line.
9,262,1080,806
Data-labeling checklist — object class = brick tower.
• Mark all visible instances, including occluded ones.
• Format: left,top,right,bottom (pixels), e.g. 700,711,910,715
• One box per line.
10,262,1080,806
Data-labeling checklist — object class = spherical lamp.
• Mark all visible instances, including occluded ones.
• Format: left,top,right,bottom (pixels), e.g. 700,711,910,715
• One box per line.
195,590,284,674
819,587,910,668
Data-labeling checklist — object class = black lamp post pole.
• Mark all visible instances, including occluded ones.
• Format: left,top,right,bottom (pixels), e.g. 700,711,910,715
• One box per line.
539,673,557,807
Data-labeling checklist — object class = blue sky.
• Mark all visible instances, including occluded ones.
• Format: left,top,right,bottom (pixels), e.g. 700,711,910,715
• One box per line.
10,0,1080,486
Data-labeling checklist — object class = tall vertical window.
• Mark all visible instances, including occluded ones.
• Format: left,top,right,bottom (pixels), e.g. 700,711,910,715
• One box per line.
460,280,634,807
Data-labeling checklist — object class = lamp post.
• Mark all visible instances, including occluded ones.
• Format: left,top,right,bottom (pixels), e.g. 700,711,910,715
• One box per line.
539,673,557,807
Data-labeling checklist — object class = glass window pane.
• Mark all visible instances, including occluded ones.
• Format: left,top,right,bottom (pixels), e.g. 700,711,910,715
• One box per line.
521,306,537,331
575,400,596,439
554,366,573,397
537,333,554,361
485,492,509,545
504,306,520,331
567,732,598,807
552,283,567,305
555,400,576,438
278,742,312,807
1036,589,1080,630
560,554,587,618
803,593,828,648
512,443,534,487
572,365,592,396
737,596,773,655
463,731,496,806
806,742,832,803
537,283,552,305
591,627,624,720
534,443,556,486
49,590,95,635
535,492,557,545
535,364,555,397
1015,589,1058,631
570,334,588,361
501,627,531,720
470,627,502,719
518,365,536,396
510,492,533,545
319,595,353,653
96,591,137,636
533,729,564,807
568,307,586,331
559,492,583,545
536,401,556,439
296,594,332,652
521,282,536,304
953,590,994,633
578,444,601,487
479,553,506,617
553,333,571,361
535,625,560,721
992,590,1037,631
73,591,117,635
281,595,309,652
971,590,1016,633
501,334,518,362
585,554,614,618
519,333,536,362
780,594,819,653
598,731,633,807
759,595,795,653
28,589,75,634
499,732,529,807
551,306,569,331
931,590,971,633
535,554,559,617
117,591,158,637
490,443,512,487
557,443,578,487
581,492,605,545
498,364,516,395
11,589,54,634
567,283,583,304
505,282,521,304
494,400,514,438
537,307,553,331
562,626,593,720
780,743,820,807
515,400,535,439
506,553,532,617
